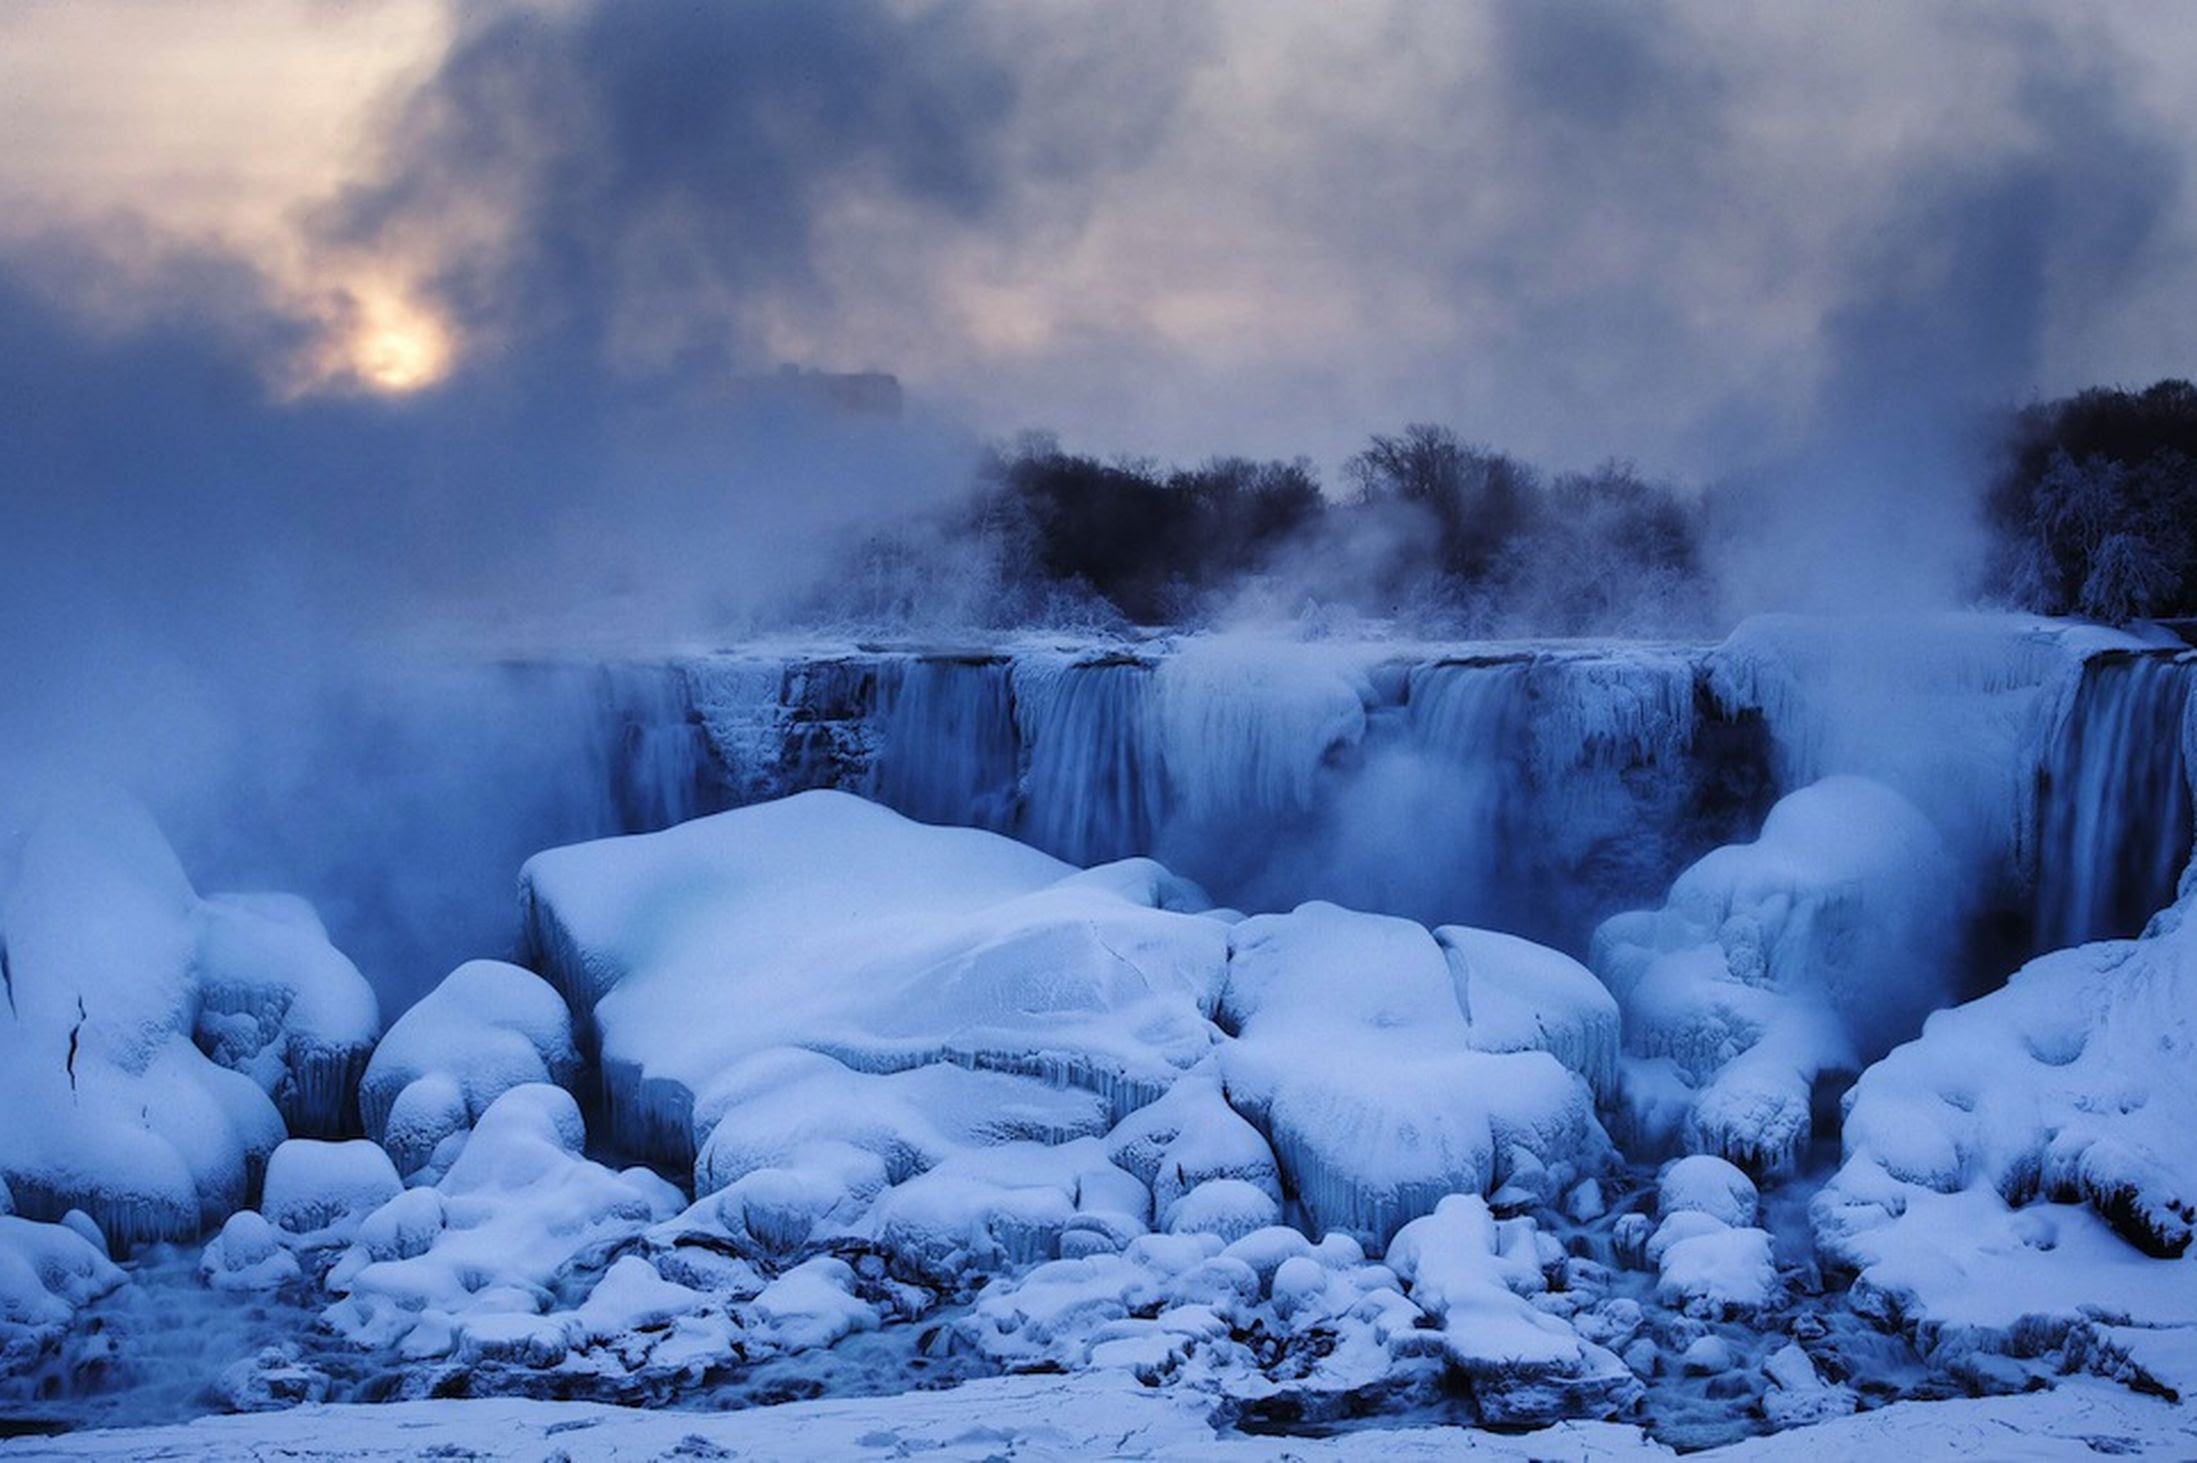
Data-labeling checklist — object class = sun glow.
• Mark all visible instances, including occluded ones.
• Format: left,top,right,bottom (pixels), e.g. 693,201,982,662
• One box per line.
342,287,453,394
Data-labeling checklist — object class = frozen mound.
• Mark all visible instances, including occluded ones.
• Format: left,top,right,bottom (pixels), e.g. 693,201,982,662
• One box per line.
191,892,381,1139
357,960,578,1177
1593,775,1960,1175
0,789,287,1246
0,1212,126,1382
518,790,1229,1174
1219,903,1613,1246
322,1085,684,1358
1642,1157,1778,1320
1386,1195,1641,1424
260,1139,403,1248
1814,888,2197,1382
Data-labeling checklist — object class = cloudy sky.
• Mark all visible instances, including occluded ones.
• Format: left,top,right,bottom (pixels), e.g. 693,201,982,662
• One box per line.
5,0,2194,482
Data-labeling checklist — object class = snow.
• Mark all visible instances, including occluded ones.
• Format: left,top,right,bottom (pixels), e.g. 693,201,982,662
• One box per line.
520,790,1228,1172
1594,775,1960,1175
321,1085,684,1357
0,789,287,1246
1220,902,1610,1245
17,1374,2197,1459
1810,834,2197,1382
1385,1195,1642,1422
0,1214,126,1382
356,959,578,1176
1657,1156,1758,1229
258,1140,402,1248
190,893,380,1139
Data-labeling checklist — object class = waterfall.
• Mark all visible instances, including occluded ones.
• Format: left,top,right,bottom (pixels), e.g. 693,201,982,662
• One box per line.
1009,654,1163,866
2034,651,2196,950
871,657,1019,831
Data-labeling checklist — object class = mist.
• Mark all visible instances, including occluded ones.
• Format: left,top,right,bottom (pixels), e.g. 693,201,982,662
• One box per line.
6,0,2197,1009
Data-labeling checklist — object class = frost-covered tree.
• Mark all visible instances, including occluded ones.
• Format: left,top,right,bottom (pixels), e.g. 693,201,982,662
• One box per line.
1989,381,2197,622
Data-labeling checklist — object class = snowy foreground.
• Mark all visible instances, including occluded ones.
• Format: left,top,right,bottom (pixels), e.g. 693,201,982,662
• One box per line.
4,617,2197,1454
6,1372,2194,1461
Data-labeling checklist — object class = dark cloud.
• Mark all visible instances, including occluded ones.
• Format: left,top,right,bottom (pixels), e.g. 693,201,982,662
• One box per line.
329,0,1216,383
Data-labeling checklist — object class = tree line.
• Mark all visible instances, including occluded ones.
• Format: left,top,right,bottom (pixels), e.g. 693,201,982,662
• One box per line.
827,379,2197,632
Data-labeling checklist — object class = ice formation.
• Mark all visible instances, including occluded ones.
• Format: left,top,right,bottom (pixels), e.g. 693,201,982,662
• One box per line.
1220,903,1612,1245
0,791,288,1245
356,960,579,1176
322,1085,685,1359
1594,775,1961,1175
1815,883,2197,1386
12,615,2197,1452
519,790,1230,1173
192,893,381,1139
0,1208,127,1382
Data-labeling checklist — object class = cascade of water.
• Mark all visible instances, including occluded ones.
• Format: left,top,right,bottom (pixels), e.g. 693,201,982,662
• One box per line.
1405,659,1533,863
870,657,1019,831
2034,652,2197,950
1009,654,1163,866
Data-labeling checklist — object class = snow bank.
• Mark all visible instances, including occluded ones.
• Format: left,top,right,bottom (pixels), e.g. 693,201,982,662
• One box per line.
0,790,287,1246
1594,775,1960,1174
357,960,578,1176
1815,884,2197,1371
1220,903,1611,1246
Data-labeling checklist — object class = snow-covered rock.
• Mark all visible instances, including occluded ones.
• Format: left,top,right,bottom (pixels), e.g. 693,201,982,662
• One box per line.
260,1139,403,1248
0,1213,127,1380
322,1085,684,1357
1814,881,2197,1365
1219,903,1611,1246
1386,1195,1642,1423
191,892,381,1139
1594,775,1961,1175
357,960,578,1176
519,791,1229,1176
199,1209,303,1292
0,789,287,1245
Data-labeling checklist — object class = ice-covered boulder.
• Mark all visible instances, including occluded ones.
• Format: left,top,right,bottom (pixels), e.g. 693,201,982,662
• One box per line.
322,1085,684,1357
1814,888,2197,1366
1219,903,1612,1246
0,1213,127,1380
260,1139,403,1248
518,790,1229,1176
357,960,578,1176
1594,775,1961,1175
0,789,287,1245
199,1209,303,1292
1386,1195,1642,1423
191,893,381,1139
